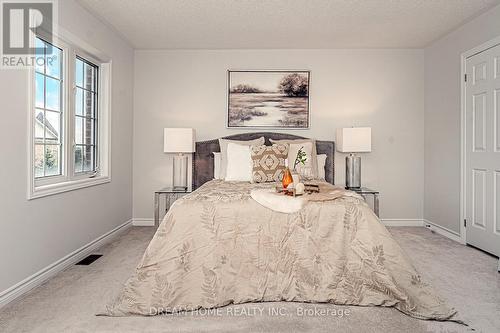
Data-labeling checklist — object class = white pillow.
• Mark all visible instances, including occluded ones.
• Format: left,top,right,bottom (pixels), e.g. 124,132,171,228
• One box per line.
270,139,318,179
213,152,222,179
224,143,252,182
316,154,327,180
219,137,265,179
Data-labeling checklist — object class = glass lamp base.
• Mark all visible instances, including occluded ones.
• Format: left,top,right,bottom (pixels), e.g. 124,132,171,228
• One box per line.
346,154,361,189
173,154,188,190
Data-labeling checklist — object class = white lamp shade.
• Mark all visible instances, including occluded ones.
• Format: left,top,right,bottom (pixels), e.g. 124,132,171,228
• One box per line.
163,128,196,153
336,127,372,153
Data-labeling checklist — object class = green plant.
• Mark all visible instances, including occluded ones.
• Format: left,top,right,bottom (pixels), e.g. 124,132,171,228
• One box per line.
293,146,307,170
45,147,56,169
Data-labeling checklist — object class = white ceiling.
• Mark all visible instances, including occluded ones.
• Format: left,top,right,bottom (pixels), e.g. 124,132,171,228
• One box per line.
77,0,500,49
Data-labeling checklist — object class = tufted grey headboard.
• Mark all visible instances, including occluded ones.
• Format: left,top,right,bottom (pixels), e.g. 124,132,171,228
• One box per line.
192,132,335,189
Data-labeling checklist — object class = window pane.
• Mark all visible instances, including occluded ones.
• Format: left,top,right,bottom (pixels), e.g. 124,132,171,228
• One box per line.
84,90,94,118
35,38,45,73
46,45,62,79
75,56,98,175
83,146,94,172
75,58,84,87
84,63,96,91
83,117,95,146
74,146,83,173
75,117,83,144
75,88,83,116
33,38,64,182
35,73,45,108
35,144,44,177
45,110,60,143
34,109,44,142
46,76,61,111
45,145,60,176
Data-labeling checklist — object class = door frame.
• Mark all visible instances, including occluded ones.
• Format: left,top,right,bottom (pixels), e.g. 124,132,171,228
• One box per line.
460,35,500,245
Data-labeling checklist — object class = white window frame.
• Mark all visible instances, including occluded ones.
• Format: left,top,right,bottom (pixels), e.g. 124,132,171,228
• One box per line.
27,28,112,200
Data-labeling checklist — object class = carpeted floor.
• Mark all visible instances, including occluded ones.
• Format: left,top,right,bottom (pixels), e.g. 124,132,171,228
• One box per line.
0,226,498,333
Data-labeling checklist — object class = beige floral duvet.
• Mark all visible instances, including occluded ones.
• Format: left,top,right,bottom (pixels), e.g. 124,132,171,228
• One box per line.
102,180,459,322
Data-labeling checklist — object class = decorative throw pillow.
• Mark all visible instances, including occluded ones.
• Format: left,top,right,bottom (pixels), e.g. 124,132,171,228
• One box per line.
270,139,318,179
225,143,253,182
316,154,327,180
219,137,265,178
250,144,289,183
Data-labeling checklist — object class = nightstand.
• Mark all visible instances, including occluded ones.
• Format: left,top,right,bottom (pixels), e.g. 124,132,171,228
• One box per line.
349,187,379,217
154,188,190,227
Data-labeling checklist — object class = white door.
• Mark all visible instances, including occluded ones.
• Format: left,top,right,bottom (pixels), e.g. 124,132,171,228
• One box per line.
465,43,500,257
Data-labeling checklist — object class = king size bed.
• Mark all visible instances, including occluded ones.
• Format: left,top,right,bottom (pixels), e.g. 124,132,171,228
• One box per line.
101,133,460,323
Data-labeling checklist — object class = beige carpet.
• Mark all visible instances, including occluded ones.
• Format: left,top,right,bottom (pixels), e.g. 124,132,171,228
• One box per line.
0,226,498,333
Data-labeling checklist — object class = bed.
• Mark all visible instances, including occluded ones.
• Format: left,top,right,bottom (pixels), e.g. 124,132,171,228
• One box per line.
102,133,459,323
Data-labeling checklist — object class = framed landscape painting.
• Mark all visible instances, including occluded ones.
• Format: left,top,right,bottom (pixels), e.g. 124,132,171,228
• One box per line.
227,70,310,128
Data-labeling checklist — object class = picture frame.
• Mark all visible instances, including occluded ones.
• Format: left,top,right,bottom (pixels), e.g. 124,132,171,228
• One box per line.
227,70,310,129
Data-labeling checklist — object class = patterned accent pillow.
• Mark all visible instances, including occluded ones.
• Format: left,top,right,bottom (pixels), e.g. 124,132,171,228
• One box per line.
250,144,289,183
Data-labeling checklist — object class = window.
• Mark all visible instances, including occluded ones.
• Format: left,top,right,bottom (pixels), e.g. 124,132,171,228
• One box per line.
74,57,98,174
34,38,63,178
28,33,111,199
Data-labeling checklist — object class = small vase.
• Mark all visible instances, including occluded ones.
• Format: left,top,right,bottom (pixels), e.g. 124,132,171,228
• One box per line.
282,167,293,189
282,160,293,189
292,172,300,185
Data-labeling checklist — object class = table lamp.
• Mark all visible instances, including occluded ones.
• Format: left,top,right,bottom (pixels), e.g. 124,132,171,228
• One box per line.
163,128,196,190
336,127,371,189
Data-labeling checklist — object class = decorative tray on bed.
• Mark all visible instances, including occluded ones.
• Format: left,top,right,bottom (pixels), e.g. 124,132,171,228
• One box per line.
275,183,320,197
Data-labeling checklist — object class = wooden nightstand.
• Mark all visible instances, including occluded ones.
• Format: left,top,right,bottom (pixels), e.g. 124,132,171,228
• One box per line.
349,187,380,217
154,188,190,227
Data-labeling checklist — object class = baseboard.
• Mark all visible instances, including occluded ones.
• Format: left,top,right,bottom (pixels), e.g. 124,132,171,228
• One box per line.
423,219,463,243
0,219,132,309
132,218,154,226
380,219,424,227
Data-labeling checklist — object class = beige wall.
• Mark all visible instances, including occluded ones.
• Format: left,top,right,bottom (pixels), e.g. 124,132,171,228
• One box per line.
424,4,500,234
0,0,134,293
133,49,424,221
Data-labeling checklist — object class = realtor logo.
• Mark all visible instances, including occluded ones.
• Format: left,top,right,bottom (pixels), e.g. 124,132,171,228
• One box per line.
2,1,53,54
1,0,56,68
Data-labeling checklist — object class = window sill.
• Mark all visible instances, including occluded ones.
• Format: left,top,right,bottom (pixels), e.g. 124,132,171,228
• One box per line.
28,175,111,200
